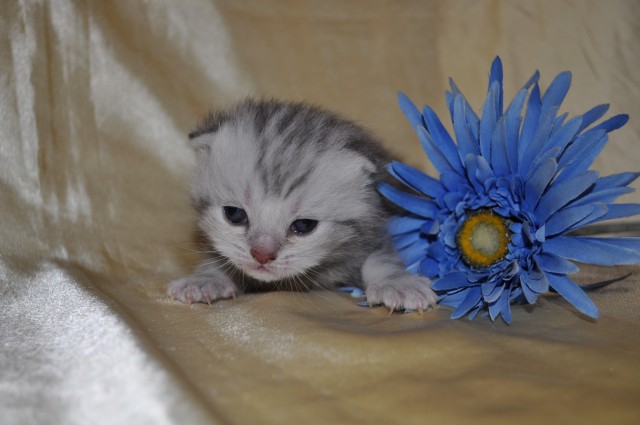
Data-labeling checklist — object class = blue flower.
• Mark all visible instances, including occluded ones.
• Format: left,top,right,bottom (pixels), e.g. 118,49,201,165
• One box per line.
380,57,640,323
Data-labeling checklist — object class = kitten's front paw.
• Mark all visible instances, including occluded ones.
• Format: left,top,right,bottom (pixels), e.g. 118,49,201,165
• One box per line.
168,276,238,305
365,275,437,314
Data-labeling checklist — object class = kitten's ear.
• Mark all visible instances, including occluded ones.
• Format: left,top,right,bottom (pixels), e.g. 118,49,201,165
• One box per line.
188,133,214,152
189,110,230,137
187,109,230,151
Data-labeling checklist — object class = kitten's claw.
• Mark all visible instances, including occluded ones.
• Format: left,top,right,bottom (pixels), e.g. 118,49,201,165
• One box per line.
169,276,238,306
366,275,437,314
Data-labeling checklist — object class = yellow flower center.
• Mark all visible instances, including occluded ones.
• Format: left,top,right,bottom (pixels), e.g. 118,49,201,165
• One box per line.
457,210,510,268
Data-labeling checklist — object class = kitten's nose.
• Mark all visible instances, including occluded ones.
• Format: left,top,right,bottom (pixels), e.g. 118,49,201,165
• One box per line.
250,248,277,264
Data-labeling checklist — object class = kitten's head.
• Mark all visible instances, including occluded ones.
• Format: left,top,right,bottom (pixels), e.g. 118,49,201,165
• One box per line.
188,99,390,283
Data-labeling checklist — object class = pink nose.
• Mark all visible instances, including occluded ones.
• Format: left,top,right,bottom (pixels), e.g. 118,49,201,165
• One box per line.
250,248,277,264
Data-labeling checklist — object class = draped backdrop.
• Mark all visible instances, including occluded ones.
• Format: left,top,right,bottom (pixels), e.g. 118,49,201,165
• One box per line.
1,1,639,424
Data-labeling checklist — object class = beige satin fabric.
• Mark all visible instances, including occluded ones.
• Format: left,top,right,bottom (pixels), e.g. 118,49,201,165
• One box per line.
1,1,639,424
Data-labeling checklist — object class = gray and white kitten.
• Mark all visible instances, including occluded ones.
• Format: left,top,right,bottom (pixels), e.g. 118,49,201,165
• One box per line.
169,99,436,313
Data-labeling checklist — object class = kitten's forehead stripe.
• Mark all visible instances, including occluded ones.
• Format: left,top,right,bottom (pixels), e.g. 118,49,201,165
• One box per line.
274,105,300,136
284,168,312,199
256,136,270,185
251,100,279,136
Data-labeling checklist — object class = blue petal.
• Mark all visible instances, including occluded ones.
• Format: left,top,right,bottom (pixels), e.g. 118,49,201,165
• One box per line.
556,133,608,182
440,170,468,191
589,114,629,134
397,92,423,130
449,79,480,140
450,287,483,319
422,105,464,172
545,115,583,152
483,282,505,304
388,161,445,199
523,158,558,210
510,287,524,303
387,215,425,235
393,231,421,250
464,154,484,193
505,89,528,173
570,186,632,208
453,96,480,158
417,127,464,176
468,305,483,320
480,82,500,161
419,257,439,278
519,274,539,304
488,56,504,115
407,261,420,274
519,106,558,176
443,192,464,211
546,273,599,318
564,203,608,233
591,237,640,251
378,183,438,218
535,225,546,242
432,272,469,291
519,83,541,154
488,297,502,321
544,204,606,237
490,117,511,177
421,218,439,235
535,252,579,274
438,289,468,308
540,71,572,117
543,236,640,266
398,240,428,265
570,172,640,207
523,70,541,90
593,172,640,190
576,104,609,133
535,171,598,222
475,155,495,183
525,147,562,188
596,204,640,222
550,112,569,135
521,268,549,294
426,240,445,258
502,260,521,280
499,289,512,324
445,90,455,122
558,129,606,169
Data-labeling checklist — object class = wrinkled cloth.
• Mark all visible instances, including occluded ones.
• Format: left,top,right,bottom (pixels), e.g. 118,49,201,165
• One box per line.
1,1,639,424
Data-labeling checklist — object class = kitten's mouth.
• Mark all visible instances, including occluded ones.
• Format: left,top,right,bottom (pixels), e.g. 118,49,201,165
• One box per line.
240,262,281,282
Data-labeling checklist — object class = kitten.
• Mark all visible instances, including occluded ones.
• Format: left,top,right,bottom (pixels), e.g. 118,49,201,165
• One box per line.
169,99,437,313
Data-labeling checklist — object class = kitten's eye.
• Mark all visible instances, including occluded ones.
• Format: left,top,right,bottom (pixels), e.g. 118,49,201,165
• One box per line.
223,206,248,225
290,219,318,235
